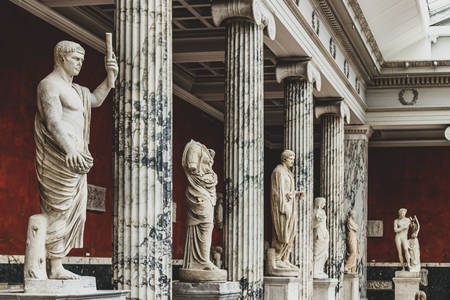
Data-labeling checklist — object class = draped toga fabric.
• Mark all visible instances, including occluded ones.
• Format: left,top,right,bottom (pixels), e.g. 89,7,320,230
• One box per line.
344,217,360,272
270,164,296,261
34,83,92,259
181,140,217,269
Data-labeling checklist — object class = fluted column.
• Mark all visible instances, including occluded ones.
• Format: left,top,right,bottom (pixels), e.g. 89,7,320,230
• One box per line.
315,99,350,300
344,125,372,300
113,1,172,299
276,59,321,300
212,0,275,298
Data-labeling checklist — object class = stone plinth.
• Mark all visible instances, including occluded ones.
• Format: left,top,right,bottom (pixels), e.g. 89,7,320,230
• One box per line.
25,277,96,294
0,290,128,300
343,273,359,300
173,282,240,300
179,268,227,282
393,271,420,300
264,276,300,300
313,279,338,300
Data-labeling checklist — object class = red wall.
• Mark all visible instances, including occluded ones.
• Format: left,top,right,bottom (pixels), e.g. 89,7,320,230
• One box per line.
172,96,224,259
0,2,113,257
368,147,450,262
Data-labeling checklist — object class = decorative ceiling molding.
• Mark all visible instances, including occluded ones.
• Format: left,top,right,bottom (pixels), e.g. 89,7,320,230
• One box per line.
312,0,371,80
369,140,450,148
346,0,384,66
383,60,450,68
370,75,450,88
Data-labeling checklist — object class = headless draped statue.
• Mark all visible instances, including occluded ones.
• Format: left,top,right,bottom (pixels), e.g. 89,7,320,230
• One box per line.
267,150,304,277
313,197,329,279
24,40,117,281
344,210,360,274
179,140,226,282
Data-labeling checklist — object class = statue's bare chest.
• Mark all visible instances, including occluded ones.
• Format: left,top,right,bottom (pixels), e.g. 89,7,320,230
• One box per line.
59,85,84,113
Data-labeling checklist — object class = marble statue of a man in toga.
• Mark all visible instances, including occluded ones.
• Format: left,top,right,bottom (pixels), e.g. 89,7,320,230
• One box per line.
28,41,117,280
266,149,304,276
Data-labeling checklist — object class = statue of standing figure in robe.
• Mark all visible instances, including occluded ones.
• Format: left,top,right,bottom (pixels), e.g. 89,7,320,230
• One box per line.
344,210,360,274
179,139,226,282
313,197,329,279
266,149,304,277
24,40,117,281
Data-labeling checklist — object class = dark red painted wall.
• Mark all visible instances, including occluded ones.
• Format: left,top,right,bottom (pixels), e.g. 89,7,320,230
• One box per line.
368,147,450,262
172,96,224,259
0,2,113,257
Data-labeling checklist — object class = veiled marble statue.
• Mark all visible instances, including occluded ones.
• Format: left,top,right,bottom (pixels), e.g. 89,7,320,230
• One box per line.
24,40,117,281
266,150,304,277
394,208,412,271
408,215,421,272
179,140,226,282
344,210,360,274
313,197,329,279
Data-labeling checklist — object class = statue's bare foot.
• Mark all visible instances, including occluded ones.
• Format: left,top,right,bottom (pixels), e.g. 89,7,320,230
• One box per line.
283,260,298,269
203,262,219,270
49,266,81,280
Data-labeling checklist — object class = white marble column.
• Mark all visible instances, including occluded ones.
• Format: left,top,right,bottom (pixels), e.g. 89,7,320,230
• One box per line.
315,100,350,300
113,1,173,299
344,126,372,300
276,59,321,300
211,0,275,298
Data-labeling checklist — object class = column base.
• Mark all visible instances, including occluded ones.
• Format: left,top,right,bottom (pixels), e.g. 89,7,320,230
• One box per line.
393,271,421,300
264,276,300,300
0,290,129,300
343,273,360,300
313,278,338,300
173,281,240,300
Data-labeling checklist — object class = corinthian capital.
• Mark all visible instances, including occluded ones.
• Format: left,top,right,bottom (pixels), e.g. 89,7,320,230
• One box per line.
315,98,351,123
211,0,276,40
276,59,321,91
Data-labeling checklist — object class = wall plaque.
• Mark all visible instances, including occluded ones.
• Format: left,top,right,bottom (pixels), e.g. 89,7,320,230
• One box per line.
87,184,106,212
367,280,392,290
368,220,383,237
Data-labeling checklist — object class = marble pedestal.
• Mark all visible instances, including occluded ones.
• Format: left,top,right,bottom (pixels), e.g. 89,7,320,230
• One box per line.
173,281,240,300
25,277,96,294
264,276,300,300
313,279,338,300
0,290,129,300
343,273,359,300
393,271,420,300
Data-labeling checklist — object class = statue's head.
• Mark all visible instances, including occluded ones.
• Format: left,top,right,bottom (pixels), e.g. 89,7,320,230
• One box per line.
398,208,407,218
54,41,85,76
281,149,295,168
314,197,326,209
350,210,357,218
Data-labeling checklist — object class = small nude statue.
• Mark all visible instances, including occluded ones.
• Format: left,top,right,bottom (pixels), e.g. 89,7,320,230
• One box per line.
415,291,426,300
267,150,304,276
394,208,411,271
344,210,360,274
313,197,329,279
408,215,421,272
211,246,223,269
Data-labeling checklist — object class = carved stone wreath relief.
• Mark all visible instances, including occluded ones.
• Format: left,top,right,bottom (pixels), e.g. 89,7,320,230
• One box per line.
398,88,418,105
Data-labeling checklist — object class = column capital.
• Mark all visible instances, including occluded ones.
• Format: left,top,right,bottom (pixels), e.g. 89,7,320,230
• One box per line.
275,58,321,91
315,98,350,124
211,0,276,40
344,125,373,141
